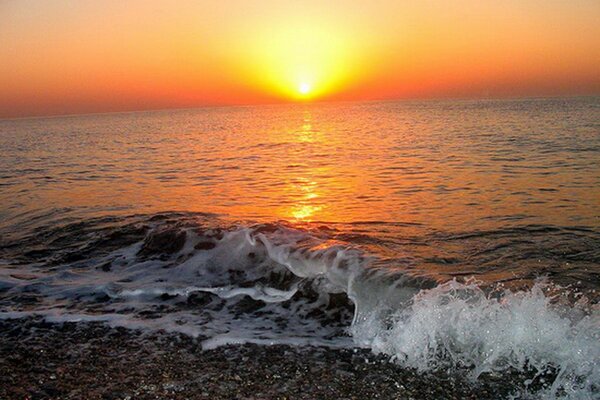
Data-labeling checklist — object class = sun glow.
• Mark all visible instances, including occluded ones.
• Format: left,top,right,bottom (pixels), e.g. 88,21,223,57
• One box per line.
298,82,311,96
239,20,364,101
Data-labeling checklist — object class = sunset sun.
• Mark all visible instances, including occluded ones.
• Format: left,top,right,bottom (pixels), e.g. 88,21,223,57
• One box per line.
237,19,364,102
298,82,312,96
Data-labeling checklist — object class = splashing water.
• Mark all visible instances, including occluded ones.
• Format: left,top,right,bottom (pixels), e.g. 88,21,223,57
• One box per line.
0,216,598,398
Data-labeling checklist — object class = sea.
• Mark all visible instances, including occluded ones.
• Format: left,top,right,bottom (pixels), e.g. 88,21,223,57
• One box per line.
0,97,599,398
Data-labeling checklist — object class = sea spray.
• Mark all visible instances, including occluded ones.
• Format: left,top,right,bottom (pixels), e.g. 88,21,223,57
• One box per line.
0,217,598,398
351,279,599,398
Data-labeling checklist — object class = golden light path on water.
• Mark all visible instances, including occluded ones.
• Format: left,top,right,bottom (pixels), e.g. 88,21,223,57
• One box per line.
287,113,323,221
2,99,598,234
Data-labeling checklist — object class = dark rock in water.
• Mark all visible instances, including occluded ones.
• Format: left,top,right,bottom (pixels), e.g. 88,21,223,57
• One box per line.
97,261,112,272
232,296,266,315
95,294,111,303
186,292,214,307
194,241,216,250
327,292,354,313
160,293,178,301
138,229,186,257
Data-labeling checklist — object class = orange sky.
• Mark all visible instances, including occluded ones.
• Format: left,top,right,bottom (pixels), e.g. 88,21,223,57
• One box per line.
1,0,599,118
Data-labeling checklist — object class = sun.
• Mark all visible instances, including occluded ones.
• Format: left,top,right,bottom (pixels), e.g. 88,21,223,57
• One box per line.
298,82,311,96
242,20,362,102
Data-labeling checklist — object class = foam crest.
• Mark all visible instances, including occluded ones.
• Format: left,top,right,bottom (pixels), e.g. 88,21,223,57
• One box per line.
351,280,599,398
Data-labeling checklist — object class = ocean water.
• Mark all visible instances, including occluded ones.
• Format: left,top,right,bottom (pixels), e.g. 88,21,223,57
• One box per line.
0,97,599,398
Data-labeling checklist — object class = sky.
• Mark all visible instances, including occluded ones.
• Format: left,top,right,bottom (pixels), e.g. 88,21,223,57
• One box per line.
1,0,599,118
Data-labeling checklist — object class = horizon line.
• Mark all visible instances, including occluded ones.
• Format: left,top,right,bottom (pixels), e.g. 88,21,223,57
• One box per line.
1,93,598,122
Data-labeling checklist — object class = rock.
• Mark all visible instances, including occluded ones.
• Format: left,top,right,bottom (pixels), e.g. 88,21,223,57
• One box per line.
160,293,178,301
186,292,215,307
194,241,216,250
138,229,186,257
97,261,112,272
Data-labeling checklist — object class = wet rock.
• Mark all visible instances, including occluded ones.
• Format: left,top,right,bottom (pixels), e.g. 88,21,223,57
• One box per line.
194,241,216,250
232,296,266,315
138,229,186,257
186,292,214,307
95,294,111,302
160,293,178,301
97,261,112,272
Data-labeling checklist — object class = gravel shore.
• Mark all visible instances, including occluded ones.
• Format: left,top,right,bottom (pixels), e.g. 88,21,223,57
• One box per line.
0,318,534,399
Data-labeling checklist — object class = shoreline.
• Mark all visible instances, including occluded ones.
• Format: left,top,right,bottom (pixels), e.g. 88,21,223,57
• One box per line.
0,318,537,400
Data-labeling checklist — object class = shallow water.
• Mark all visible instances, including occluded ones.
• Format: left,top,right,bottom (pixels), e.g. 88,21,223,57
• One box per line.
1,97,599,398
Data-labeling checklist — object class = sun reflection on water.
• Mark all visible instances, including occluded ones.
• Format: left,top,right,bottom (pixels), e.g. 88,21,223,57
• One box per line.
291,204,322,220
286,112,324,221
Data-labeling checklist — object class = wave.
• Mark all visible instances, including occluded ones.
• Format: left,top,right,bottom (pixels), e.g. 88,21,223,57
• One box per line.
0,214,598,398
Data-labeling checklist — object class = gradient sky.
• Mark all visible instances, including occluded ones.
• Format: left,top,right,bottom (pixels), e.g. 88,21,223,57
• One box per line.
1,0,599,118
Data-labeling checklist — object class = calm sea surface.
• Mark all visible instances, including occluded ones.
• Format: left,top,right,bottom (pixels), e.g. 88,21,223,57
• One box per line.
1,97,599,397
1,98,599,286
0,98,599,227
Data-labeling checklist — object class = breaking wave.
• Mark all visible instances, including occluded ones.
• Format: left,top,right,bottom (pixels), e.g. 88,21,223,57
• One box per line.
0,214,598,398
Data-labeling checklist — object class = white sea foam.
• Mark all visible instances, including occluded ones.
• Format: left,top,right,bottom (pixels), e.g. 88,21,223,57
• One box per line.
257,229,600,398
1,224,598,398
350,280,599,398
